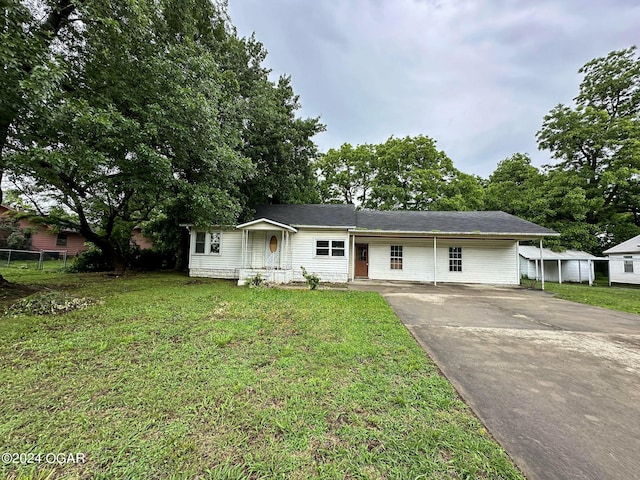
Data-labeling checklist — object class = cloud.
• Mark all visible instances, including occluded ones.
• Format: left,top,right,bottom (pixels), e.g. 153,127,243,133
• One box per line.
228,0,640,177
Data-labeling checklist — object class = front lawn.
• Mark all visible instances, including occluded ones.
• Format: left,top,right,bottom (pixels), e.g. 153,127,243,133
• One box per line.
0,271,523,479
545,282,640,315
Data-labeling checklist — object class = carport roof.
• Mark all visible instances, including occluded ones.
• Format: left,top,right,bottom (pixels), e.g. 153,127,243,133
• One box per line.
354,210,558,237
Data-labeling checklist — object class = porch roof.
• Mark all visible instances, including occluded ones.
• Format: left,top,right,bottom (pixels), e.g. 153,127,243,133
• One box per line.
236,218,297,232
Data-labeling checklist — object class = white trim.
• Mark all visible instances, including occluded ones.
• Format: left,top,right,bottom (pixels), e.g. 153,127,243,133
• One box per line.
236,218,297,233
349,229,558,239
313,238,347,258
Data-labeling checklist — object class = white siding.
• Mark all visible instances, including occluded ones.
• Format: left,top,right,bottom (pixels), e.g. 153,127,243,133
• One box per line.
520,258,595,282
291,230,350,283
188,229,242,279
609,255,640,285
359,237,519,285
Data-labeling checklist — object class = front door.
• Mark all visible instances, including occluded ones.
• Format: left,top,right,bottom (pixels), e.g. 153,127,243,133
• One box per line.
266,233,280,269
355,243,368,278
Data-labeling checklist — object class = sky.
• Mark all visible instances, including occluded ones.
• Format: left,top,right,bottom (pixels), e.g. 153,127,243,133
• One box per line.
227,0,640,178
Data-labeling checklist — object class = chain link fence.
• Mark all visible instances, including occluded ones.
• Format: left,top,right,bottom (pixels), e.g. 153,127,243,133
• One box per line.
0,249,69,271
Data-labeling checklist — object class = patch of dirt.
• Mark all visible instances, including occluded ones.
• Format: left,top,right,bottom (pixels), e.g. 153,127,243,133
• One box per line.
0,278,40,307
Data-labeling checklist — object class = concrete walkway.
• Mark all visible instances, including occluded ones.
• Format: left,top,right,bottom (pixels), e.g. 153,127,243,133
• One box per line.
351,282,640,480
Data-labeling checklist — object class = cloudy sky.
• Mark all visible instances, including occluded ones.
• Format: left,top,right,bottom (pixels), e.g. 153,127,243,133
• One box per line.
228,0,640,178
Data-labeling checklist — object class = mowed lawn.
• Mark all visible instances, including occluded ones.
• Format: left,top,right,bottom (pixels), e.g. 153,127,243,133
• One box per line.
0,271,524,479
544,281,640,315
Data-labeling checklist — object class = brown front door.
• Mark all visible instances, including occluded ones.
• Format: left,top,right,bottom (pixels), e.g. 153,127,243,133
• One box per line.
355,243,368,278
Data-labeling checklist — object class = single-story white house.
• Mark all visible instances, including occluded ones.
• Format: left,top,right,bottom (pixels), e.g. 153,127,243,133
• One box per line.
518,245,597,284
187,204,558,286
603,233,640,285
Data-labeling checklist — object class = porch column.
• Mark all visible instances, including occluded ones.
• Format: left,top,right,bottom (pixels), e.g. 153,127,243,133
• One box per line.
280,230,284,269
558,259,562,284
588,259,593,286
351,234,356,281
241,229,246,268
433,237,437,286
540,239,545,290
578,260,582,283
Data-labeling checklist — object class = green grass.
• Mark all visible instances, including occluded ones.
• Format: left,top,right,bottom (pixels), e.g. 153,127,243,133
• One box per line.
545,281,640,315
0,270,524,479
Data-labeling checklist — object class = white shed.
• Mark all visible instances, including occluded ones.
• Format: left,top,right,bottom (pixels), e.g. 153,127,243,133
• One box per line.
603,233,640,285
519,245,596,283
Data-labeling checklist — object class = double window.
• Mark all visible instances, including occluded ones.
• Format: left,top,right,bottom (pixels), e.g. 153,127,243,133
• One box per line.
390,245,403,270
195,231,221,254
449,247,462,272
624,256,634,273
315,239,345,257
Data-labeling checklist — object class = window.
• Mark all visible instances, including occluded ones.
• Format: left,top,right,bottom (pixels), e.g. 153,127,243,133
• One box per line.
56,233,68,247
195,232,206,254
390,245,403,270
316,240,330,256
332,240,345,257
315,239,346,257
194,232,221,255
449,247,462,272
624,256,634,273
209,232,221,254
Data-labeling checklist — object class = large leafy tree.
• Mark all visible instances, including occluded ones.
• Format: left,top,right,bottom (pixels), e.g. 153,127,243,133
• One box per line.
365,135,484,211
537,46,640,251
0,0,79,205
316,143,375,205
4,1,323,270
7,0,251,269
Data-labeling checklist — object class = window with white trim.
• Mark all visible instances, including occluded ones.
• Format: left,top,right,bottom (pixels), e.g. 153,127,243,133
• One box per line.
449,247,462,272
195,232,206,254
194,231,221,255
624,256,634,273
315,239,345,257
209,232,221,254
390,245,403,270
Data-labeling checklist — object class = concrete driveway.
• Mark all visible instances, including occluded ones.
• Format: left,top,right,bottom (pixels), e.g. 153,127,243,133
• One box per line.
351,282,640,480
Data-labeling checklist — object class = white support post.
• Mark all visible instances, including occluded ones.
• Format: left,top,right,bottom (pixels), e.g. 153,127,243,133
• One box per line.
588,259,593,286
351,234,356,281
558,259,562,284
433,237,437,286
578,260,582,284
540,239,545,290
280,230,284,269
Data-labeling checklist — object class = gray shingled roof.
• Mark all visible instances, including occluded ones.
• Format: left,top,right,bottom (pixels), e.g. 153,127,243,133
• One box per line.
250,205,557,236
252,204,357,227
355,210,557,235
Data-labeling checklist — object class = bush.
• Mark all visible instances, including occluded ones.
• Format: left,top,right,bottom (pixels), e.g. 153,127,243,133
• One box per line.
245,272,265,288
300,266,320,290
67,247,113,273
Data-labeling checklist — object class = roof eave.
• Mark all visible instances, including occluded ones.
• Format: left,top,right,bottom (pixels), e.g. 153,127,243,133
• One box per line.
348,229,558,239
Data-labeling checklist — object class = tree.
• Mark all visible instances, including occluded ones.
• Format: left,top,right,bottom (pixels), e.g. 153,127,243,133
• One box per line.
4,1,324,270
364,135,484,211
6,1,252,270
0,0,80,205
537,46,640,251
316,143,375,204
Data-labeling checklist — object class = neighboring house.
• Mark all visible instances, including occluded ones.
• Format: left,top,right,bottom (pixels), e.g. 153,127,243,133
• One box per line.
187,204,558,286
0,204,89,256
603,233,640,285
131,227,153,250
518,245,596,283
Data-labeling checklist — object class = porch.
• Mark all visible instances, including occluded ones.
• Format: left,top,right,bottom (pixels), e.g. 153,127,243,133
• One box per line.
236,218,296,285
